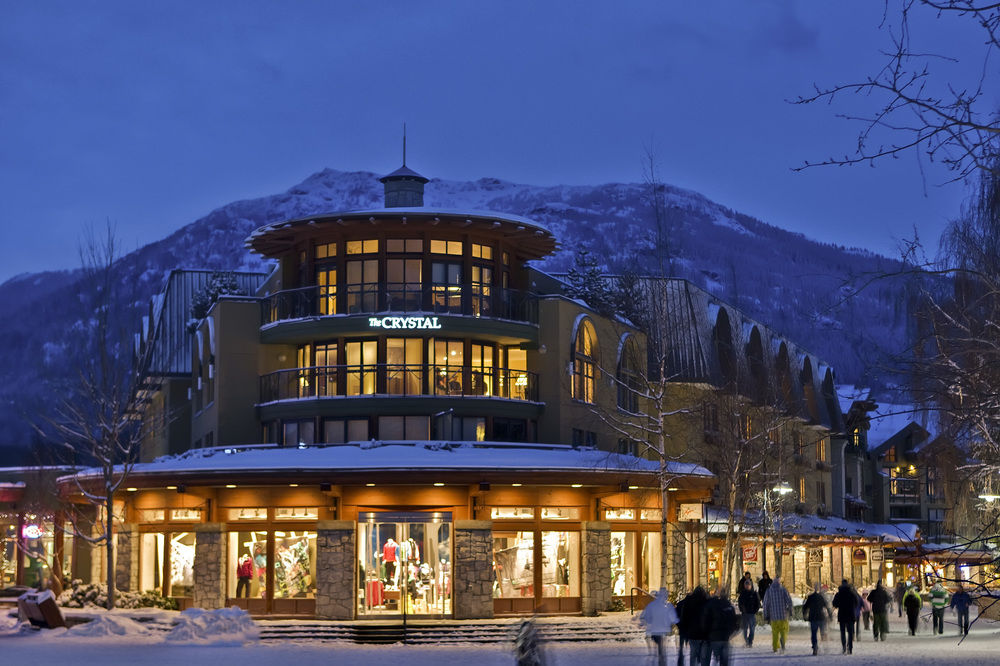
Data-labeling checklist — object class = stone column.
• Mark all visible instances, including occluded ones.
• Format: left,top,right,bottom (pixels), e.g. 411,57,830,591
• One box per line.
666,521,687,596
580,521,611,615
315,520,356,620
193,523,226,609
115,524,139,592
453,520,494,619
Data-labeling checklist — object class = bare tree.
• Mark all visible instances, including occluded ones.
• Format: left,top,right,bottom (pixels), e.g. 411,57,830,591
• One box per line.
793,0,999,181
36,222,145,610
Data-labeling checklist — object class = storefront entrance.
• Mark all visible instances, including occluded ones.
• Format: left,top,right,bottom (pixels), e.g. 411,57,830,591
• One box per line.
357,511,452,617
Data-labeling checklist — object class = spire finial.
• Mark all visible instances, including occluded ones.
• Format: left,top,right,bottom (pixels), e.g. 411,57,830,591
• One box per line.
403,122,407,166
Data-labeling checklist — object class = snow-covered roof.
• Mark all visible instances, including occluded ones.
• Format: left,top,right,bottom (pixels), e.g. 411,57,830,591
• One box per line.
866,403,934,452
65,441,712,484
705,505,918,543
836,385,871,416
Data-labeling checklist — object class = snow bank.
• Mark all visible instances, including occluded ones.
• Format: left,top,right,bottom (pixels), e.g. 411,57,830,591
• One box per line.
63,614,153,639
164,607,259,645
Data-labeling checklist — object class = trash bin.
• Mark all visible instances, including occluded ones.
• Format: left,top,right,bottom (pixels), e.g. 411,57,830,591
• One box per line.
17,590,66,629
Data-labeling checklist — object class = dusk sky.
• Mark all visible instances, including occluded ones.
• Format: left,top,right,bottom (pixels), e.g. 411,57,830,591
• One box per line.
2,1,995,284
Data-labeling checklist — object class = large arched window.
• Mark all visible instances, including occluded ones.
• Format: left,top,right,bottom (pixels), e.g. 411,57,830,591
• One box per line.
617,334,642,413
572,318,598,403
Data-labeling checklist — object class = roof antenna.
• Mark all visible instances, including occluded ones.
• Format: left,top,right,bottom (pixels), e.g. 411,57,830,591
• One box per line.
403,122,407,166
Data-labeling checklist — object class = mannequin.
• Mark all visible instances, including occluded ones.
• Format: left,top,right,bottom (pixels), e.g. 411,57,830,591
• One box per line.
382,538,398,588
236,553,253,598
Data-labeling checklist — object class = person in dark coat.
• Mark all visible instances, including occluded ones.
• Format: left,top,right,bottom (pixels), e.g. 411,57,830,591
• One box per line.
866,581,891,641
950,584,973,636
894,580,906,617
757,571,773,602
702,585,738,666
678,586,709,666
903,584,923,635
802,583,833,656
832,579,859,654
736,577,760,647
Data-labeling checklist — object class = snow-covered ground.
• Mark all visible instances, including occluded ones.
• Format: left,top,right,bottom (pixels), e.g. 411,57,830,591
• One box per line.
2,606,997,665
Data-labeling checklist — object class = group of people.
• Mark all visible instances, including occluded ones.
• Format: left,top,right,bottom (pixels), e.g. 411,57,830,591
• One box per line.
638,573,978,664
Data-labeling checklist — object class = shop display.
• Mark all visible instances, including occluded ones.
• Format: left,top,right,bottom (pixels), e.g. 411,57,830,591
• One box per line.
358,518,450,615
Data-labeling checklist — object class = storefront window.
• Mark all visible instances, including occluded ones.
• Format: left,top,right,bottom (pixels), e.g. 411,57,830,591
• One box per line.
606,508,635,520
139,533,165,592
2,520,17,587
274,530,316,599
138,509,166,522
640,509,662,522
20,519,54,590
227,507,267,521
642,531,662,591
540,507,580,520
611,532,636,596
493,531,534,599
541,531,579,598
274,507,318,520
229,531,267,600
169,508,202,521
491,507,534,520
169,532,196,597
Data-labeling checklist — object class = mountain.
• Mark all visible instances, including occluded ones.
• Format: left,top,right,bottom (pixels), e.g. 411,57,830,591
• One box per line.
0,168,913,451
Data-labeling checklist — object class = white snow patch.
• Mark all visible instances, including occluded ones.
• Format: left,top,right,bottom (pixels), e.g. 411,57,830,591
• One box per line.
164,607,259,645
63,614,154,639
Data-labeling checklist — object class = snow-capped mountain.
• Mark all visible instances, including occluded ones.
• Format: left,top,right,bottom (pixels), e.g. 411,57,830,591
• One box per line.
0,168,913,455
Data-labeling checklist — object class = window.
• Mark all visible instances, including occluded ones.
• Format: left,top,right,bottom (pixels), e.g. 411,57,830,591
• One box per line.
572,319,598,403
799,477,806,500
851,427,862,448
816,480,827,505
503,348,528,400
282,420,315,447
450,416,485,441
387,238,422,253
386,338,423,394
345,259,378,312
346,239,378,254
926,467,940,500
386,258,421,311
494,418,528,442
430,239,463,255
345,340,377,395
703,403,720,433
470,343,493,396
471,243,492,260
314,343,337,396
884,446,897,464
470,263,493,316
889,466,919,498
377,415,430,440
793,431,804,455
316,267,337,315
617,438,639,456
816,438,827,462
572,428,596,448
617,335,642,414
431,262,462,313
432,339,464,395
316,242,336,259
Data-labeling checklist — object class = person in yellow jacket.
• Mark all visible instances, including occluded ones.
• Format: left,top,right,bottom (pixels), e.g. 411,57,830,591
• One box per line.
902,584,923,635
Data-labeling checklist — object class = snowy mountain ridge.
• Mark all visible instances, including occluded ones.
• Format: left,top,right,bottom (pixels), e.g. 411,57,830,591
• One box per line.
0,168,911,455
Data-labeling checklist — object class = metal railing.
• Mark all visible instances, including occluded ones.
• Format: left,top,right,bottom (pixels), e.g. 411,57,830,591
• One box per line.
261,284,539,325
260,364,538,403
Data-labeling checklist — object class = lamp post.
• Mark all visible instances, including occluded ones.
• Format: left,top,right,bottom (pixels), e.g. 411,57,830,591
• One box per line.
771,481,794,580
759,480,794,581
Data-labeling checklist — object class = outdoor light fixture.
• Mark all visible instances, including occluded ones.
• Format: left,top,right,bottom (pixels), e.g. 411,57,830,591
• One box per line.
571,483,583,488
773,481,794,495
667,487,679,492
126,487,138,492
511,483,522,487
366,483,376,487
979,493,1000,502
225,484,236,488
433,482,445,487
166,485,177,490
289,483,298,487
629,485,639,490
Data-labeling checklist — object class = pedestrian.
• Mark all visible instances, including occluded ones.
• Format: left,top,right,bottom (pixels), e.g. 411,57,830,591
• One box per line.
761,575,793,653
758,570,773,602
866,581,891,641
737,577,760,647
858,587,872,634
675,590,689,666
514,619,545,666
894,580,906,618
903,583,922,635
832,579,859,654
802,583,833,656
930,580,949,634
950,584,973,636
639,588,679,666
678,586,709,666
702,585,739,666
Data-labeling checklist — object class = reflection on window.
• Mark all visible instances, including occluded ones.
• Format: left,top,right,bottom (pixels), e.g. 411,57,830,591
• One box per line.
139,533,165,592
640,509,662,522
605,508,635,521
431,262,462,313
541,531,579,598
471,264,492,316
493,531,534,598
138,509,166,522
274,531,317,599
227,507,267,521
315,242,336,259
316,267,336,315
169,532,196,597
346,259,378,312
346,341,377,395
387,238,422,253
169,508,202,521
274,507,319,520
540,507,581,520
491,507,535,519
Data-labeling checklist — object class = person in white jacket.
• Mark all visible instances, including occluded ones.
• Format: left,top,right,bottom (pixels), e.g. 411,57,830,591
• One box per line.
639,588,679,666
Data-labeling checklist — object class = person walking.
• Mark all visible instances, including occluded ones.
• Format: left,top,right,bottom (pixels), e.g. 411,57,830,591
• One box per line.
894,580,906,618
762,575,793,653
736,577,760,647
703,585,738,666
930,581,949,634
679,586,709,666
903,583,923,635
832,579,859,654
803,583,833,656
758,570,773,602
950,584,973,636
858,587,872,634
639,588,679,666
866,581,891,641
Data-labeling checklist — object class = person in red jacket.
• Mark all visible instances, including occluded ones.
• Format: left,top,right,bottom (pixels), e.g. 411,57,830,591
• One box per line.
236,554,254,598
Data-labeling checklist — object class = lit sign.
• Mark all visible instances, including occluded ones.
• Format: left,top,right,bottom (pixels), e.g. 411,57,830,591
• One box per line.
22,524,44,539
368,316,441,330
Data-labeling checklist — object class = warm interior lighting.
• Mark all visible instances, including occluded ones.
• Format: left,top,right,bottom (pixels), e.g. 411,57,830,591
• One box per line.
366,483,376,487
511,483,522,487
667,487,679,492
225,484,236,488
126,487,138,492
288,483,298,487
773,481,794,495
166,485,177,490
433,482,445,487
571,483,583,488
628,485,639,490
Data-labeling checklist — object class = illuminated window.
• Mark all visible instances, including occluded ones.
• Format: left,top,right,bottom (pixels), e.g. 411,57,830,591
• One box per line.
386,337,423,395
605,508,635,520
816,438,827,462
572,319,598,403
345,341,377,395
470,343,494,396
430,239,463,255
433,339,464,395
431,261,462,313
471,263,493,316
315,242,336,259
346,259,378,312
316,267,336,315
471,243,493,260
386,258,421,311
491,507,534,519
346,239,378,254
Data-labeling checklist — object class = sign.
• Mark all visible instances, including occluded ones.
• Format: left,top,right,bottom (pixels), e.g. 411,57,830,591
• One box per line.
678,503,704,522
870,549,884,563
852,547,867,564
21,524,44,539
808,547,824,564
368,316,441,330
742,545,758,562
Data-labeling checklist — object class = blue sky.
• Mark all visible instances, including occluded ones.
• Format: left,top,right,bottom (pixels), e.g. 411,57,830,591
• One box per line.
1,1,994,283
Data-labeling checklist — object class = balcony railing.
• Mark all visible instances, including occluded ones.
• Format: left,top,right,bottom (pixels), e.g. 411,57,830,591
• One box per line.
260,364,538,403
261,284,538,325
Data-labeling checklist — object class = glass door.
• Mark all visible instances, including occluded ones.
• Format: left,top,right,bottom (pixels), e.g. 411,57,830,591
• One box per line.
357,512,452,617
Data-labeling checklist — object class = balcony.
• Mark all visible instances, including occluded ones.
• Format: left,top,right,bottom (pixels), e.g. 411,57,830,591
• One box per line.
261,284,539,326
259,364,539,404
